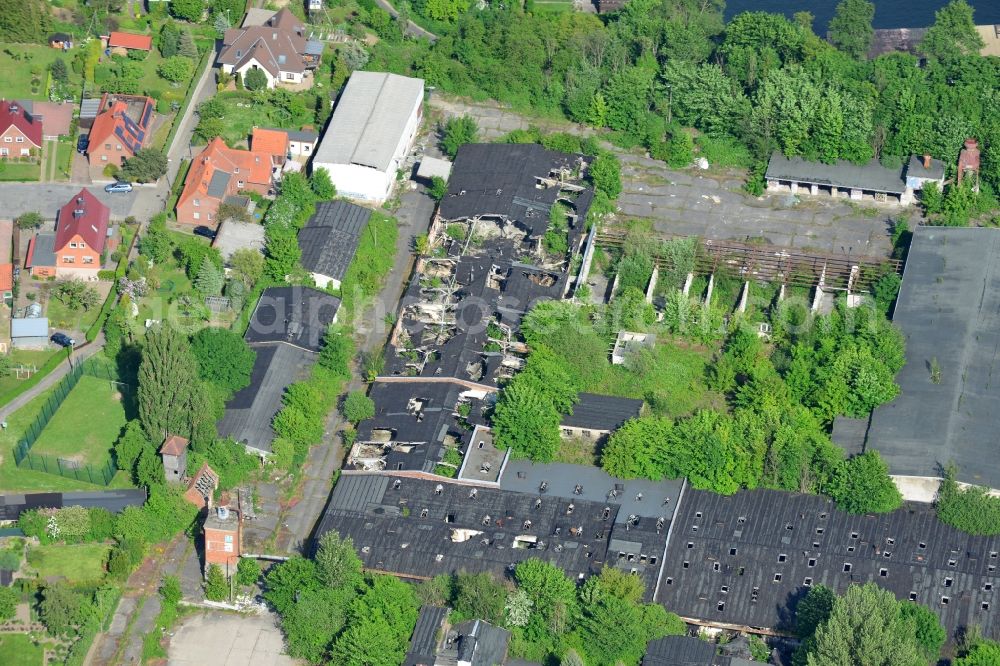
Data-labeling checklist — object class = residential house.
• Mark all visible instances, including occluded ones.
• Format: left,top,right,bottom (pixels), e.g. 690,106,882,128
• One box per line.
107,31,153,53
50,189,109,279
0,100,42,158
250,127,289,168
86,94,155,168
217,8,322,89
298,200,371,290
176,138,276,227
311,71,424,202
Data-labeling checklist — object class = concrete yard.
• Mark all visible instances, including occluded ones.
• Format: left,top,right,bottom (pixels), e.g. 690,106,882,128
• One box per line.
617,154,896,257
167,611,296,666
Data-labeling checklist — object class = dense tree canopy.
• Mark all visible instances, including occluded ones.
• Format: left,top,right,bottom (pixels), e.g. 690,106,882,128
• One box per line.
190,328,256,394
138,324,199,442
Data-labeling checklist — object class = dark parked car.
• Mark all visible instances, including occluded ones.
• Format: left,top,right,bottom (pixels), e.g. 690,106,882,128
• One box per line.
193,225,216,240
51,332,76,347
104,181,133,194
76,134,89,155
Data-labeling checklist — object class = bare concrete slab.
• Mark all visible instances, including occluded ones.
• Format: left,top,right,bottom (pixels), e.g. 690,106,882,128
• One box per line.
167,611,295,666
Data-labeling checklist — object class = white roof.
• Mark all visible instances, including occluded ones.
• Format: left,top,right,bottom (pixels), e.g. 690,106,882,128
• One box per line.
416,156,452,181
314,71,424,172
11,317,48,338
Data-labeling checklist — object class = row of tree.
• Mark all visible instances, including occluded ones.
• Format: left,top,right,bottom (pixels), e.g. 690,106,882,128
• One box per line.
366,0,1000,203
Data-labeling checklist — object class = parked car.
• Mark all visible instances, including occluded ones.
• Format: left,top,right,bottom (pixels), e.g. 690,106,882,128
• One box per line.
193,225,216,240
51,332,76,347
76,134,89,155
104,181,133,194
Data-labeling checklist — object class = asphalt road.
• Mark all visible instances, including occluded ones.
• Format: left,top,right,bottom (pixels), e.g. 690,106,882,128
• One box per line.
0,183,138,220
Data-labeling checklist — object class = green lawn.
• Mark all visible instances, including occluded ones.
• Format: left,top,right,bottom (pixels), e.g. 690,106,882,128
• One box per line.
0,45,73,101
212,91,316,147
581,339,724,419
46,297,105,332
136,263,194,323
0,162,41,182
31,375,128,467
0,634,45,666
0,350,63,395
54,140,75,182
533,0,574,12
26,543,111,584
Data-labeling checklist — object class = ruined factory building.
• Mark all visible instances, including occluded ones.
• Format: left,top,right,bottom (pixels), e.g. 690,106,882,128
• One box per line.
657,488,1000,640
865,227,1000,492
315,472,675,596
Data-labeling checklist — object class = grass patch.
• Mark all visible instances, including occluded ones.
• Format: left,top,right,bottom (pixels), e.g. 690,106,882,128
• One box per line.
210,91,317,147
0,46,74,101
337,211,399,318
695,134,753,169
533,0,574,12
0,162,41,182
136,264,194,323
31,375,129,467
26,543,111,584
0,349,63,395
54,140,75,182
554,437,600,466
0,634,45,666
580,339,723,419
45,296,105,332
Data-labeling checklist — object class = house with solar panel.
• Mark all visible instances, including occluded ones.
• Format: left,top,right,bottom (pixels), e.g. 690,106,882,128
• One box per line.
86,93,155,170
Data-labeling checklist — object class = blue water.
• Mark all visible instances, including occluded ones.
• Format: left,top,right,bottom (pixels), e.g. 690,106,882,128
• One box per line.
725,0,1000,33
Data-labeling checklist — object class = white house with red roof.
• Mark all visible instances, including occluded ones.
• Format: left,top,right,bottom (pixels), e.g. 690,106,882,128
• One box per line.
0,100,42,158
29,189,111,279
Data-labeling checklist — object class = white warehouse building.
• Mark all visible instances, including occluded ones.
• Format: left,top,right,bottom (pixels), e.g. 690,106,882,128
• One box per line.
312,71,424,203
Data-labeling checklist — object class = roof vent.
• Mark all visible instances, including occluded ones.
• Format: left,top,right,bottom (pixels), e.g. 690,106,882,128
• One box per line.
76,197,84,204
217,506,230,520
73,209,84,218
272,32,277,39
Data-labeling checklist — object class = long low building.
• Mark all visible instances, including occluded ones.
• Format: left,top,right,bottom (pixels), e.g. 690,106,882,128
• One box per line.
0,489,147,520
863,227,1000,496
312,71,424,203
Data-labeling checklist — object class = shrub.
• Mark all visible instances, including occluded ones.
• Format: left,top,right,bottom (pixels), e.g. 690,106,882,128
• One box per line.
936,465,1000,535
342,391,375,424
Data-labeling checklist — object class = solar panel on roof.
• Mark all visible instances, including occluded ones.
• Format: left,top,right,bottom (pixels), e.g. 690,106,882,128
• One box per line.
140,102,152,127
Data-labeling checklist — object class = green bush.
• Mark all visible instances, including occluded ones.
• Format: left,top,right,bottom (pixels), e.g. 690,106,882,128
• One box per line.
936,465,1000,535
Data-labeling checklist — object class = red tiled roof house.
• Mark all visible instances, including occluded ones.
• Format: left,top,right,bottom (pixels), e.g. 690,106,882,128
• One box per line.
176,137,277,227
87,94,155,168
52,189,109,278
0,100,42,158
107,31,153,52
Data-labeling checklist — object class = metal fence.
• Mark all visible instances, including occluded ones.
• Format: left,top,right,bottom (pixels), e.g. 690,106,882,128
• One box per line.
12,357,122,486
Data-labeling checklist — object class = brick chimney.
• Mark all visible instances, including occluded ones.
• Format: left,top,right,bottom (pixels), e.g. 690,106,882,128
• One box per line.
957,138,981,189
923,153,931,169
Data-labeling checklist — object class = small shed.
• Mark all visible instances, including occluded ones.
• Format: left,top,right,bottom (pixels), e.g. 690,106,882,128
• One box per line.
11,317,48,349
107,32,153,52
416,156,452,183
159,434,189,484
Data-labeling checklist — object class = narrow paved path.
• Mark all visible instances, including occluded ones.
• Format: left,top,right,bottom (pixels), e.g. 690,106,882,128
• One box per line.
371,0,437,41
0,333,105,420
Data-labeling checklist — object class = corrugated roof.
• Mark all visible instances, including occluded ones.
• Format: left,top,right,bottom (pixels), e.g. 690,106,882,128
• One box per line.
643,636,716,666
765,152,906,194
11,317,48,338
298,200,371,282
314,71,424,172
244,286,341,352
403,606,449,666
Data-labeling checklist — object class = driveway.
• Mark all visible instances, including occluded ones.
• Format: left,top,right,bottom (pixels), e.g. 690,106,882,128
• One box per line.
0,183,136,219
167,611,296,666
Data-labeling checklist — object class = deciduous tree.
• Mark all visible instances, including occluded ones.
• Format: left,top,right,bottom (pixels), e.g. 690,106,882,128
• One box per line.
121,148,168,183
191,327,255,393
828,0,875,59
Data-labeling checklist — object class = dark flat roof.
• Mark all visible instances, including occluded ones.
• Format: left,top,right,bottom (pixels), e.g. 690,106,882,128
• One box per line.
561,392,643,431
298,200,371,282
643,636,717,666
217,343,314,453
765,152,905,194
867,227,1000,487
244,286,340,352
657,487,1000,639
0,490,146,520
